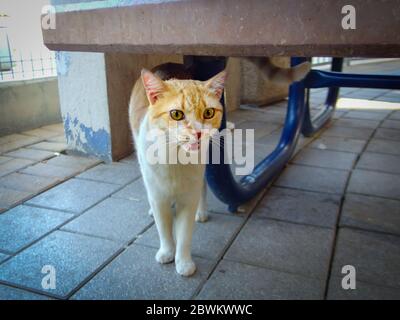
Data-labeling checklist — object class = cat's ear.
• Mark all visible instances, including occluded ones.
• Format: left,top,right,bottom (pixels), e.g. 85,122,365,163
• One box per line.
204,70,227,100
141,69,167,105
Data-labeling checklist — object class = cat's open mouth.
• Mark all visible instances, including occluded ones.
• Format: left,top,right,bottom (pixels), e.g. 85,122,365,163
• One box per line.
183,142,200,152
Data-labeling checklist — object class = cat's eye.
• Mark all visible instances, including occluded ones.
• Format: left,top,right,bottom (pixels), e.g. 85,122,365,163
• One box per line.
170,109,185,121
203,108,215,119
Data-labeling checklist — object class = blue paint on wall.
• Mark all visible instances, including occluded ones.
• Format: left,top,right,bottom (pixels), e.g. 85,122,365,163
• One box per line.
64,113,111,161
56,52,71,76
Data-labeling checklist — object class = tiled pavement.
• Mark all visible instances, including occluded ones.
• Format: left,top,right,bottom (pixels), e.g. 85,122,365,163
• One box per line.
1,62,400,300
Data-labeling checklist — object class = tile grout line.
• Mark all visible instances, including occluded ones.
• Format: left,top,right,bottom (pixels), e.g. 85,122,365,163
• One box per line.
65,220,156,299
0,172,148,299
189,128,324,300
322,105,393,300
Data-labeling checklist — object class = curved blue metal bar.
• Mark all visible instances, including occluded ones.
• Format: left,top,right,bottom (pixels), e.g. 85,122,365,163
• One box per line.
305,69,400,89
199,57,308,212
302,58,400,136
302,58,343,137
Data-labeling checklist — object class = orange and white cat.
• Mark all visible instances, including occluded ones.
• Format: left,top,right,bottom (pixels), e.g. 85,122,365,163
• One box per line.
129,59,310,276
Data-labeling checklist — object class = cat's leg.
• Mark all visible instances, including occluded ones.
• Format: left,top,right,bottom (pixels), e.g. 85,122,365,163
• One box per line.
150,198,175,264
195,181,208,223
174,198,199,276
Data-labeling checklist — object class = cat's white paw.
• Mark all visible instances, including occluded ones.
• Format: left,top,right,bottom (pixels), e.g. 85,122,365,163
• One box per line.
176,259,196,277
148,208,153,216
155,248,175,264
195,211,208,223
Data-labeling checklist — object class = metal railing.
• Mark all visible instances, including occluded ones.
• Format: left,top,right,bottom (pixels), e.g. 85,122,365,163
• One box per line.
0,51,57,82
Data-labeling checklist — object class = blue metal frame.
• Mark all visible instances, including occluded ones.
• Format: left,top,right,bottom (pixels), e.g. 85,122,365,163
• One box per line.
302,58,343,136
194,56,400,212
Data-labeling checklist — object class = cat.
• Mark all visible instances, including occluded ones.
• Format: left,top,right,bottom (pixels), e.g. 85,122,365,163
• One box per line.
129,58,310,276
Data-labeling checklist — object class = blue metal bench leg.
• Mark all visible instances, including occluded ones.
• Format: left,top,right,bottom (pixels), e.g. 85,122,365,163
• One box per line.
190,56,307,212
303,58,400,136
190,56,400,212
302,58,343,136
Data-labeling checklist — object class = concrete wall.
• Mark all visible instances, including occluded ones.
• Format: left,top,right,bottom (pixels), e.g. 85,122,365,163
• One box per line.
0,77,61,136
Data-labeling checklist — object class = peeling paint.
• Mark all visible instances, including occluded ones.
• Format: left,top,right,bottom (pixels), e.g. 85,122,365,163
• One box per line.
64,113,111,161
56,52,71,76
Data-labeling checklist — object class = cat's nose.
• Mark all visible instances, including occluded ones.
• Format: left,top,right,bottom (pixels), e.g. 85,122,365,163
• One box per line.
196,131,202,140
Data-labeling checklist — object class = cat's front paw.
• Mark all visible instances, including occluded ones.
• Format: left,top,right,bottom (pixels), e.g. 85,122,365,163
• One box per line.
176,259,196,277
195,211,208,223
156,248,175,264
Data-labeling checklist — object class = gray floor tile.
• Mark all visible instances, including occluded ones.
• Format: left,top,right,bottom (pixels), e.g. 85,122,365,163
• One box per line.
0,134,33,146
27,142,67,153
0,230,121,298
335,118,380,129
207,189,232,214
136,213,244,260
0,172,59,193
0,187,32,209
26,179,120,214
331,228,400,289
292,148,357,171
322,125,374,140
389,111,400,120
0,156,12,165
72,244,213,300
0,158,35,178
380,119,400,130
341,194,400,236
5,148,56,161
343,110,389,121
62,197,153,243
344,91,383,100
225,218,335,279
23,128,60,139
348,169,400,200
76,162,140,185
333,110,348,120
228,108,284,124
111,177,147,202
377,95,400,103
20,162,80,179
45,154,100,171
255,133,281,146
41,123,64,134
374,128,400,141
366,138,400,155
327,277,400,300
197,260,324,300
308,136,366,154
46,135,67,144
235,120,280,140
0,205,73,253
0,136,42,154
254,187,340,228
0,284,51,300
357,152,400,174
275,164,349,195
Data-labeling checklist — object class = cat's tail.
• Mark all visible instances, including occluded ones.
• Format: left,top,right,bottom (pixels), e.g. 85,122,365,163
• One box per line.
245,57,311,85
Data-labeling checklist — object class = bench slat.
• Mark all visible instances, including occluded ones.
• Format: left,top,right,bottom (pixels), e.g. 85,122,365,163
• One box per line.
43,0,400,57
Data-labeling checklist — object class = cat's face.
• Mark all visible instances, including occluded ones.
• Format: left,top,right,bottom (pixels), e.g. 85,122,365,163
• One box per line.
142,69,226,153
